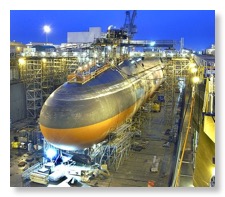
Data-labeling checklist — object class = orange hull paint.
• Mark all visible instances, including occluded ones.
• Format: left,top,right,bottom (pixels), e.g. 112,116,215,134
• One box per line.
40,85,160,150
40,101,137,150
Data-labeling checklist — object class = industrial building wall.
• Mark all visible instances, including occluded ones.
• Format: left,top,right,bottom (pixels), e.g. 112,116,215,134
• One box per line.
192,86,215,187
192,85,205,131
192,128,215,186
67,32,93,43
10,82,26,123
67,27,102,43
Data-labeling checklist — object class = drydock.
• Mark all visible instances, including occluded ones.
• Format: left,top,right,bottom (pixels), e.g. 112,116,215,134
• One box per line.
10,11,215,187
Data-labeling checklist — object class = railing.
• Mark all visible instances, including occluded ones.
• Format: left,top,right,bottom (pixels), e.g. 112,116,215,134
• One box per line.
67,63,110,84
21,162,42,181
121,39,179,46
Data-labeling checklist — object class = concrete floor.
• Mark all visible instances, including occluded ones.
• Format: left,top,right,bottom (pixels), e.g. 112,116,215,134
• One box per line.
87,110,174,187
10,90,194,187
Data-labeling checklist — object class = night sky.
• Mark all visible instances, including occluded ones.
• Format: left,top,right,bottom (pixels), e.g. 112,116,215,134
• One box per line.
10,10,215,51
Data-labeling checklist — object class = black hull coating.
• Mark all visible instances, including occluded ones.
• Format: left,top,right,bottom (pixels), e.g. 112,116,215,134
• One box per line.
39,57,164,150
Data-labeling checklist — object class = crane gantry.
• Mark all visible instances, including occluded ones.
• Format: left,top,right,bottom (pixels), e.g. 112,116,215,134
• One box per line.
122,10,137,40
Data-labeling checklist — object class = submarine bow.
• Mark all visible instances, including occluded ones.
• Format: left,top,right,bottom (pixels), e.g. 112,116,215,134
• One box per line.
39,57,164,150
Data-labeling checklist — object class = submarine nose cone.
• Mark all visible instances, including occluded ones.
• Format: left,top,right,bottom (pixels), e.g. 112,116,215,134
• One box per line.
39,83,90,150
39,82,114,150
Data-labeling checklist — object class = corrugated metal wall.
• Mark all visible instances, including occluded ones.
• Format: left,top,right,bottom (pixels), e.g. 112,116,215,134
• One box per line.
10,83,26,123
192,89,215,187
193,129,215,186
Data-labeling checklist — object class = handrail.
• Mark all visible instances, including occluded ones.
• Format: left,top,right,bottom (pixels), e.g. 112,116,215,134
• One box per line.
67,64,110,85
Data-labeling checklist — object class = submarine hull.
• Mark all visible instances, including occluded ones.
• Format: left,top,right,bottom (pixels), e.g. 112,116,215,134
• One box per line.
40,57,164,150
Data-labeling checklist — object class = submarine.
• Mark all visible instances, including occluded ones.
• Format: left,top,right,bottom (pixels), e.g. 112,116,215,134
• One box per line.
39,57,164,151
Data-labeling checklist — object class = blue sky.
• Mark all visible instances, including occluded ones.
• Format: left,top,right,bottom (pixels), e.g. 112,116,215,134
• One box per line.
10,10,215,51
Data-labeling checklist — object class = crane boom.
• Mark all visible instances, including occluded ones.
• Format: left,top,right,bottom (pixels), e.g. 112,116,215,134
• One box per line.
131,10,137,27
122,10,137,40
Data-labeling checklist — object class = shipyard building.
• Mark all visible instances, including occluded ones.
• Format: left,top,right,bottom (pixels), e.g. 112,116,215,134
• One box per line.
67,27,104,44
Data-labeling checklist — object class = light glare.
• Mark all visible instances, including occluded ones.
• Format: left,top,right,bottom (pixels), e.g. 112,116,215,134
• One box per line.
192,76,200,84
46,148,57,159
150,41,156,47
43,25,51,33
18,58,26,65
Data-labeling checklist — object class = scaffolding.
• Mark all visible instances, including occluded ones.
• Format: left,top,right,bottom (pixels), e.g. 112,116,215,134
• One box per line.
18,56,79,120
173,58,189,78
25,59,43,119
163,57,189,127
90,87,166,172
52,58,67,88
163,59,175,126
90,123,134,171
42,58,54,102
22,162,43,181
66,57,78,75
